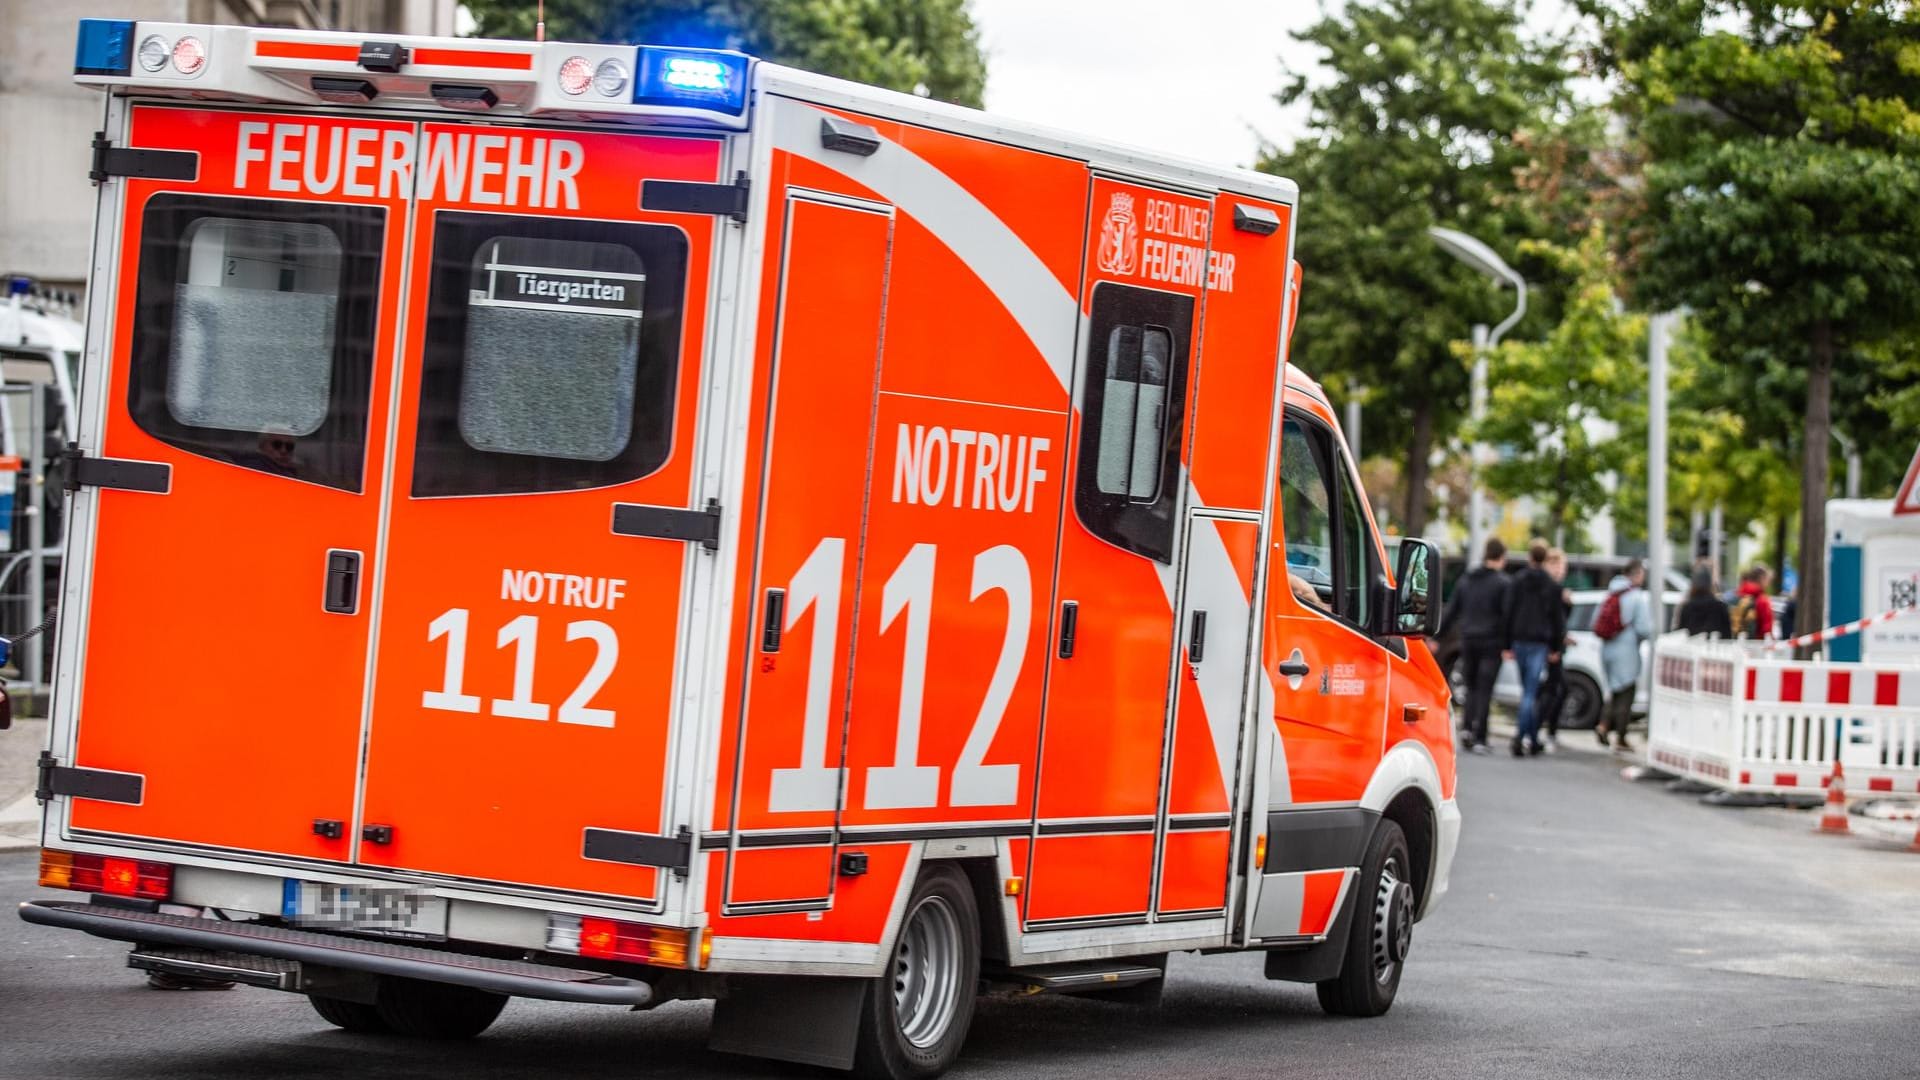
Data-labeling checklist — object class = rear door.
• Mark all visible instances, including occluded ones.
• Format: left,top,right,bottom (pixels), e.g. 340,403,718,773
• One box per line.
355,124,725,903
64,105,408,861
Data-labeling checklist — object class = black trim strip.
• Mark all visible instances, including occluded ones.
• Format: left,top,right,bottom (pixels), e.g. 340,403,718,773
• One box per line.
844,823,1030,842
582,828,691,871
1264,806,1379,874
611,500,721,550
1023,913,1150,932
1037,818,1156,836
1166,815,1232,832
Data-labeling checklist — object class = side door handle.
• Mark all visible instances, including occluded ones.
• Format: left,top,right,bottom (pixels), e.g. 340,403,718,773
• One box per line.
761,588,786,652
323,550,360,615
1278,657,1311,678
1057,601,1078,659
1187,609,1207,664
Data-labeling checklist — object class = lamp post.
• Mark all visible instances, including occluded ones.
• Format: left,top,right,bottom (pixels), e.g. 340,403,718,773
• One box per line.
1429,227,1527,563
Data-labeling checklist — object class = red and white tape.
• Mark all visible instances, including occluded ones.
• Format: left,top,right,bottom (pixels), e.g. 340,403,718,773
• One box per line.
1765,604,1919,653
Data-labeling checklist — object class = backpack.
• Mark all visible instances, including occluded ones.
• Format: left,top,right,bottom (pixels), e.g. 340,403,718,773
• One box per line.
1730,594,1758,639
1593,592,1624,641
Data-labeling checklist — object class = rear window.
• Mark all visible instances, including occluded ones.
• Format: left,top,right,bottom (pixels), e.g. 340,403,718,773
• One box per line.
127,195,386,491
411,213,688,497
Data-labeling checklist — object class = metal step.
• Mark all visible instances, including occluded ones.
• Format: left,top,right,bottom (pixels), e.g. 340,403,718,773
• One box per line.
996,959,1166,994
129,946,301,990
19,900,653,1005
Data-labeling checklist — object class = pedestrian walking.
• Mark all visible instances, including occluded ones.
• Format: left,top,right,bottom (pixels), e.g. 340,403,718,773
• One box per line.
1594,558,1653,751
1676,565,1733,638
1443,537,1511,755
1731,563,1775,640
1532,547,1574,752
1504,539,1566,757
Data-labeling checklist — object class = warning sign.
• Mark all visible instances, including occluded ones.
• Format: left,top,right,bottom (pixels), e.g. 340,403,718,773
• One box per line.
1896,443,1920,516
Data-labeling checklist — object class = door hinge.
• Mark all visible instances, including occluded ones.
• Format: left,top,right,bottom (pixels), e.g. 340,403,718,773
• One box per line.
62,443,171,495
611,498,721,551
641,172,750,223
583,826,693,878
36,751,144,805
90,133,197,184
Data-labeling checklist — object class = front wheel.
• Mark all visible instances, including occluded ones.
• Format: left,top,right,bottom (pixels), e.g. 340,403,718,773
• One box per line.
853,865,980,1080
1316,820,1414,1018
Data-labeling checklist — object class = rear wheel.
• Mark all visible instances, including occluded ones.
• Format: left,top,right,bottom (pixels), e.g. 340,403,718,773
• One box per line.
1316,820,1413,1018
1562,672,1604,730
308,994,390,1034
373,978,508,1039
853,865,980,1080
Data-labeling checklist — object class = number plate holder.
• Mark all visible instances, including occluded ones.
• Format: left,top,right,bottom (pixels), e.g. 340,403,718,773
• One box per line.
283,880,450,941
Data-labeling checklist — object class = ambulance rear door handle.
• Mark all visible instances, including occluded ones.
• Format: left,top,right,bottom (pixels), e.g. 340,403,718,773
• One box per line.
1278,656,1311,678
1057,601,1078,659
1187,610,1208,664
323,550,360,615
761,589,786,652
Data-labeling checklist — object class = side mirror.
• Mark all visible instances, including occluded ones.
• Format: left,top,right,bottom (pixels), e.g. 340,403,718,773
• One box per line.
1389,539,1442,639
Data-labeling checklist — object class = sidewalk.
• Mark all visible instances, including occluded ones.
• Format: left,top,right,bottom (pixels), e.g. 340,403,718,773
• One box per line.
0,716,46,851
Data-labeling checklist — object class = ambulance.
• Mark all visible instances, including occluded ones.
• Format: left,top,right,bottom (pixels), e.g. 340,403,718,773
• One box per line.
21,18,1460,1077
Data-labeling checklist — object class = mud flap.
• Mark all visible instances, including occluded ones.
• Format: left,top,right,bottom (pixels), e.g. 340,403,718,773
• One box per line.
708,974,867,1070
1261,886,1359,984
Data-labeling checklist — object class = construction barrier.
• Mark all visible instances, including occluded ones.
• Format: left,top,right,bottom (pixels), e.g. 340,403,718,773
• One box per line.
1645,630,1920,797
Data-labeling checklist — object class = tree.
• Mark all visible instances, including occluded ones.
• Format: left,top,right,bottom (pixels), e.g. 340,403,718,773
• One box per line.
1582,0,1920,647
1259,0,1577,538
459,0,987,108
1470,225,1643,544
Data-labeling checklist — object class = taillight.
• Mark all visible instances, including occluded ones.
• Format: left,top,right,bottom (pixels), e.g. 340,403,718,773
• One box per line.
547,914,695,967
39,850,172,900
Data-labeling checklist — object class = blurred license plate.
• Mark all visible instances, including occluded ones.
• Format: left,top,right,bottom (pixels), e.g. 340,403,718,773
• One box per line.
286,881,448,939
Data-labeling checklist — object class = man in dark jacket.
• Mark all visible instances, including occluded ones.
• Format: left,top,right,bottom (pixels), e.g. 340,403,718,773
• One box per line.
1676,565,1733,638
1505,539,1568,757
1443,537,1511,755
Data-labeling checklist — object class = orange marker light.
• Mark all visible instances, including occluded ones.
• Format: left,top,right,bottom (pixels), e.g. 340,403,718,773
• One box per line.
1254,834,1268,869
37,850,75,890
1004,877,1022,897
698,927,713,970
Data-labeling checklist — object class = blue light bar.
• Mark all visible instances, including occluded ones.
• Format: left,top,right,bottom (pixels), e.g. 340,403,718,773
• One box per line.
75,18,136,77
634,47,750,116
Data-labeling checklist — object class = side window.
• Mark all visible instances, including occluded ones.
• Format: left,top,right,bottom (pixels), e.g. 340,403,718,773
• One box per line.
411,213,688,497
1075,282,1193,562
1278,414,1379,629
128,195,385,491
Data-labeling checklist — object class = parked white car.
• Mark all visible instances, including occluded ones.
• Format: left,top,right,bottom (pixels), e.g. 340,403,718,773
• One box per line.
1451,589,1680,729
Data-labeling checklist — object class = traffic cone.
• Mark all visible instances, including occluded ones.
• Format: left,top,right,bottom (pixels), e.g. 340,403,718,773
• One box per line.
1816,761,1850,835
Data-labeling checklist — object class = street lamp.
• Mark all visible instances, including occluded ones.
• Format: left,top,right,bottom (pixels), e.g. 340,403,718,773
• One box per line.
1429,227,1527,563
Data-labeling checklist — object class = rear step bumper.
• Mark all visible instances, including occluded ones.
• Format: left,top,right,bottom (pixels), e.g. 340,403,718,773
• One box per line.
19,900,653,1005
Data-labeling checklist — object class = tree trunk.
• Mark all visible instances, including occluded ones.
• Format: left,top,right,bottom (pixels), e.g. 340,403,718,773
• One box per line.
1402,398,1433,538
1795,319,1834,659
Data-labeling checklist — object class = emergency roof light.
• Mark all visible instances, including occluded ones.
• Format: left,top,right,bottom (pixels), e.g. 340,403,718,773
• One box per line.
74,18,135,77
633,46,749,116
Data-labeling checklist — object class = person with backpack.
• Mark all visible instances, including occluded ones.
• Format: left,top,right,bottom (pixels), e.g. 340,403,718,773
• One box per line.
1731,563,1775,640
1676,565,1733,638
1504,539,1567,757
1594,558,1653,751
1443,537,1512,755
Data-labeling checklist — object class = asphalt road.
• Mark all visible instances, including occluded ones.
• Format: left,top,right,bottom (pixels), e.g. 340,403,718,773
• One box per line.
4,746,1919,1080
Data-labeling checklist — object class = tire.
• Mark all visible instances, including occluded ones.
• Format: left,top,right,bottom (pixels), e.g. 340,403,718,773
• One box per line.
1562,672,1604,730
1315,820,1414,1018
372,977,508,1039
853,866,980,1080
308,994,390,1034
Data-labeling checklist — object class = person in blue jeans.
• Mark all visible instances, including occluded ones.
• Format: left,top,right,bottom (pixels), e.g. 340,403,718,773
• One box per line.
1504,539,1567,757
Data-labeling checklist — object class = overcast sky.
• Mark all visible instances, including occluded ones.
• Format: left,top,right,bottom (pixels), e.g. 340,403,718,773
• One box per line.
969,0,1590,171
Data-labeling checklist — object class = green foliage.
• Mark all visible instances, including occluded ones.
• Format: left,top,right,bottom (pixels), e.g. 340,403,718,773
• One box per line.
1583,1,1920,633
459,0,986,107
1258,0,1577,535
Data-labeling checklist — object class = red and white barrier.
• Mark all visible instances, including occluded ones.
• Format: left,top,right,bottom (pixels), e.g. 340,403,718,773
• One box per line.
1646,631,1920,798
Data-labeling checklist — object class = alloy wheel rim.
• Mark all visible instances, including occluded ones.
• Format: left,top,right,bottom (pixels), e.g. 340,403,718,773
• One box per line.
893,894,963,1048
